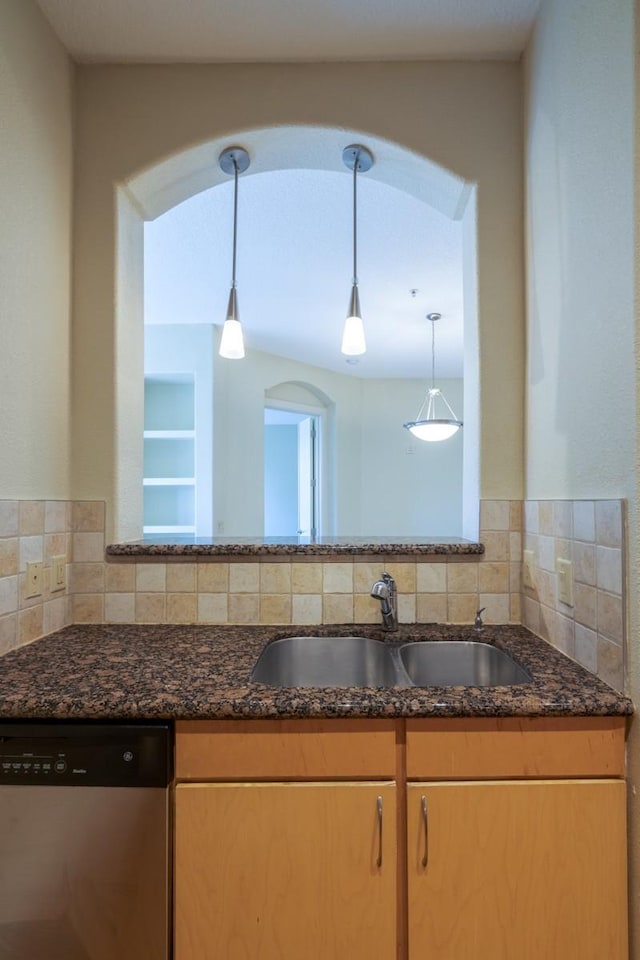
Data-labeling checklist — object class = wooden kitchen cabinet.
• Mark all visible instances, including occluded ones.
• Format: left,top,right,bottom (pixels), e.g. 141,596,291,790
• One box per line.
406,779,628,960
174,717,628,960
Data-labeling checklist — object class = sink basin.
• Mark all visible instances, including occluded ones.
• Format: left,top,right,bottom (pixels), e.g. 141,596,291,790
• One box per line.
250,635,397,687
398,641,532,686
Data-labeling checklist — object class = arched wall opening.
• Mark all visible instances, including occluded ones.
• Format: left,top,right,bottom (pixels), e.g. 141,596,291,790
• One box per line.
117,124,479,541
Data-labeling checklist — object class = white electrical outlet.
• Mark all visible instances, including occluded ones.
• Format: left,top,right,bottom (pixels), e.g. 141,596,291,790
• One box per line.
523,550,535,589
557,558,574,606
52,554,66,592
25,561,43,599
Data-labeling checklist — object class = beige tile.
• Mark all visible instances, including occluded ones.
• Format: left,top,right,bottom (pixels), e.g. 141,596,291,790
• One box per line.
19,605,44,645
0,614,17,653
291,594,322,625
572,501,595,542
353,593,381,624
478,594,509,624
43,596,67,634
573,542,596,586
72,594,104,624
44,533,67,561
481,532,509,562
537,604,553,643
44,501,68,534
19,501,44,536
522,596,541,635
167,593,198,623
597,591,623,643
227,593,259,624
478,562,508,594
416,563,446,593
538,501,554,536
447,563,478,593
574,583,596,629
397,594,416,624
260,563,291,594
104,592,135,623
198,563,229,593
135,593,166,623
523,500,538,534
0,577,18,616
596,547,622,595
509,532,522,561
447,594,478,624
553,613,575,658
198,593,229,623
417,593,447,623
575,624,598,673
0,539,18,577
383,562,416,594
597,636,624,693
322,594,354,624
135,563,166,592
509,500,523,532
19,535,43,570
537,536,555,573
509,593,521,624
0,502,19,538
166,563,196,592
353,562,382,594
480,500,509,531
536,569,556,610
595,500,622,548
72,533,104,563
322,562,353,594
509,562,522,593
104,563,136,592
229,563,260,593
260,594,292,624
291,562,322,594
71,562,105,594
72,501,105,532
552,501,573,539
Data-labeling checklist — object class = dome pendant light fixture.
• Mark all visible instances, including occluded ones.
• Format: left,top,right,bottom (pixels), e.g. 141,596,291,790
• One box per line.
218,146,250,359
341,144,373,356
403,313,463,442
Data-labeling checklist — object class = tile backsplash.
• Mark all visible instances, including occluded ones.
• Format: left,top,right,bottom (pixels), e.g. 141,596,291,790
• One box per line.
0,497,627,693
522,499,625,693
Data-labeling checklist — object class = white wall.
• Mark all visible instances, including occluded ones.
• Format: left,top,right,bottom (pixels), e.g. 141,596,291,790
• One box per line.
0,0,74,499
71,60,524,536
524,0,638,946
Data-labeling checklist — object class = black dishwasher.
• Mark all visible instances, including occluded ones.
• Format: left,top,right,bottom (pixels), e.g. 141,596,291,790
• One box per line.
0,721,172,960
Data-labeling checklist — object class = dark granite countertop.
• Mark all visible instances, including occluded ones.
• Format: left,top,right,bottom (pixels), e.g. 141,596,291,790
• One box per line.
106,537,484,558
0,624,631,720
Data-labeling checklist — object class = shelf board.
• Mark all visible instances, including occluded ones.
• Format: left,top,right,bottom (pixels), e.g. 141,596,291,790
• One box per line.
144,430,195,439
143,525,197,534
143,478,195,486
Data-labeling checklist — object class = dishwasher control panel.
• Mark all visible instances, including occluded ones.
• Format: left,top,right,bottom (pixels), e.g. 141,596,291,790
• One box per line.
0,723,171,787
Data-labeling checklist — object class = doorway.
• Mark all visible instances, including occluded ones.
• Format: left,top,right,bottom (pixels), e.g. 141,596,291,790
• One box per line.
264,406,320,539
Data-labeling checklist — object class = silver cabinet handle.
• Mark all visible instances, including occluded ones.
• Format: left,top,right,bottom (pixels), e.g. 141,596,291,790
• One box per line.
421,795,429,868
376,795,383,868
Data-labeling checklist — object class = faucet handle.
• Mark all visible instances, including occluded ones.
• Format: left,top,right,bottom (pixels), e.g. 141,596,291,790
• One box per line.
474,607,486,629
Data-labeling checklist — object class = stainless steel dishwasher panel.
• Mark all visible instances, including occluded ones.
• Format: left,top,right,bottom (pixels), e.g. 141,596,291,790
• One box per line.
0,723,171,960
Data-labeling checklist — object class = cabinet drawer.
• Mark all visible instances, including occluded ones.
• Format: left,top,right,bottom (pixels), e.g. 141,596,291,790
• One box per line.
406,717,626,779
176,719,398,780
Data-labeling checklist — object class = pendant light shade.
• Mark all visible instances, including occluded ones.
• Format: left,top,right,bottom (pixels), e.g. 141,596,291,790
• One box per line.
218,146,250,360
403,313,462,442
341,144,373,356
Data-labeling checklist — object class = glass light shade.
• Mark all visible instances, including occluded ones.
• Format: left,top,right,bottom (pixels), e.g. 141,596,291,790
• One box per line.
404,419,462,442
341,285,366,355
219,288,245,359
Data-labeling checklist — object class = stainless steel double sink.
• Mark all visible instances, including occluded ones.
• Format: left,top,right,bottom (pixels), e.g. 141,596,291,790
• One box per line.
251,635,532,688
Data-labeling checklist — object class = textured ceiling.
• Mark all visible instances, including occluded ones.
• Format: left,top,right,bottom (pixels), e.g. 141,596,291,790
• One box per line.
36,0,540,63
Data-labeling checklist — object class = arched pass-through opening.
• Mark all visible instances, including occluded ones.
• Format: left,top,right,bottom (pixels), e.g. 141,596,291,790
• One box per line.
116,124,479,541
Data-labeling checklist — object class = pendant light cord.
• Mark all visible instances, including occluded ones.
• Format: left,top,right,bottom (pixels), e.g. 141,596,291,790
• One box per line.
352,151,358,286
431,317,436,389
231,156,239,289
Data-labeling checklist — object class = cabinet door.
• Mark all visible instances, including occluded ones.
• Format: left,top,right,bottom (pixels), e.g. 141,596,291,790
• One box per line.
407,779,627,960
175,781,396,960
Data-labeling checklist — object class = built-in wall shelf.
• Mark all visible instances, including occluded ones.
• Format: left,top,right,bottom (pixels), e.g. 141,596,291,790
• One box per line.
144,374,196,535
